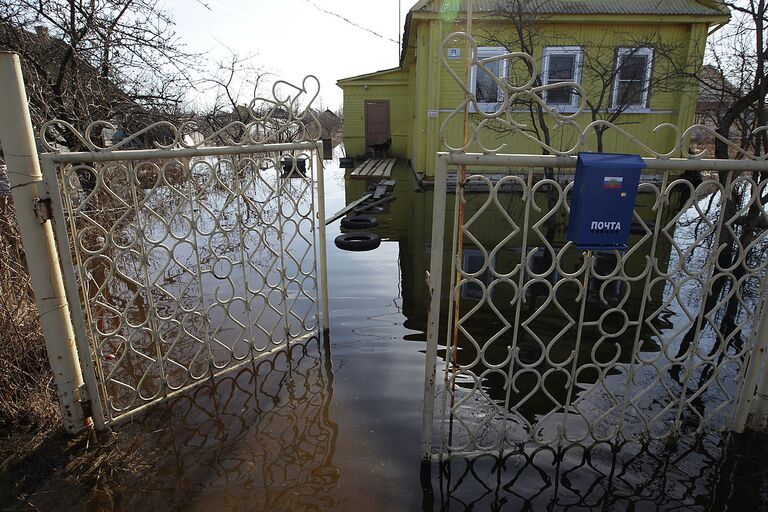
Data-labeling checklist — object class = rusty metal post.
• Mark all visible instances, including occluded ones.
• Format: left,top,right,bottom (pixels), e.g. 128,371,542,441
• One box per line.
0,52,88,432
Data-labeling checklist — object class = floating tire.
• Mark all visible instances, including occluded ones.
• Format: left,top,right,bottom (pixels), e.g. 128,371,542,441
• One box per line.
354,205,385,214
334,232,381,251
341,215,379,229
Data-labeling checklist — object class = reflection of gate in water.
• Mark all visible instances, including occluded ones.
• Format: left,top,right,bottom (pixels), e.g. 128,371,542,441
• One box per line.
431,436,763,510
32,78,330,429
121,337,338,510
421,34,768,459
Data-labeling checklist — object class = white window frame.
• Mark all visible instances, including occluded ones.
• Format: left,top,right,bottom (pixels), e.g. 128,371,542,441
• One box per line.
460,249,495,301
612,47,654,112
540,46,583,111
470,47,508,111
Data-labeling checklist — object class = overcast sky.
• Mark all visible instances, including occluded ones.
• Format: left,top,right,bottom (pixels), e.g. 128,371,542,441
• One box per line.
163,0,407,110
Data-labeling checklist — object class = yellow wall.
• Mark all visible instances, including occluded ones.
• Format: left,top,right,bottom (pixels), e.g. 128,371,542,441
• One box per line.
339,69,411,159
339,15,714,176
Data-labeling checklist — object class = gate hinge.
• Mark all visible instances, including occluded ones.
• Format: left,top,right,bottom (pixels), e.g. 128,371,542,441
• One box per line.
78,383,93,419
34,197,53,223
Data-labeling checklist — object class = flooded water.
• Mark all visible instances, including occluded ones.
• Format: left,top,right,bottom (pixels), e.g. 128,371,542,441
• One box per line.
15,146,768,511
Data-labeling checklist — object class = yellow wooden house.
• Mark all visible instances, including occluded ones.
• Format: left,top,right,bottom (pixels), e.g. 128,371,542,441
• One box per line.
337,0,729,176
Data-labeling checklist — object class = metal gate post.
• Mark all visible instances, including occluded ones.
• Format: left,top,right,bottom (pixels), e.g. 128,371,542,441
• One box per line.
421,154,448,461
315,147,330,335
0,53,88,432
734,287,768,431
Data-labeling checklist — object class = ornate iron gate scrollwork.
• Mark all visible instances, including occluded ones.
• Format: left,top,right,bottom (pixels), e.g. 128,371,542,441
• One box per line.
39,77,330,427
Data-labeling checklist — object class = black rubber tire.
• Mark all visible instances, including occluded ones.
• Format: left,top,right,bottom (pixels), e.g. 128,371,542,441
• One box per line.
334,232,382,251
354,205,385,214
341,215,379,229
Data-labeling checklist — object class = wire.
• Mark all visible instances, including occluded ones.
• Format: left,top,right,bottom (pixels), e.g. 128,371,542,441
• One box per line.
300,0,399,46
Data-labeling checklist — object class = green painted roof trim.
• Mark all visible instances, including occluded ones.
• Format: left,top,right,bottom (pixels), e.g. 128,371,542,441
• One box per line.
410,0,728,16
337,67,407,86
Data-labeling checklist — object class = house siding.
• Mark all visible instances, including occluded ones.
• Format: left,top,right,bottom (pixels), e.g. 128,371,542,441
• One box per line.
339,10,722,176
339,68,411,158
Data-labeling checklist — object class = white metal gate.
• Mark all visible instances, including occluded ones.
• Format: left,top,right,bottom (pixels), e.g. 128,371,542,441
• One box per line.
421,34,768,459
30,78,329,429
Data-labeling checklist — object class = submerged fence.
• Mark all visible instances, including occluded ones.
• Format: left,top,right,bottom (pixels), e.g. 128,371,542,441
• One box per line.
43,145,326,426
0,52,329,431
423,154,768,459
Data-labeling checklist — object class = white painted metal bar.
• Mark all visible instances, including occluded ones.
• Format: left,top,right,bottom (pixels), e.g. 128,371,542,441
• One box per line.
437,166,462,455
0,52,87,432
233,156,257,363
275,165,292,346
561,251,593,441
735,284,768,431
315,150,330,334
617,172,670,437
39,157,107,430
46,141,320,164
498,168,533,447
751,310,768,429
671,174,731,435
443,153,768,172
421,155,449,461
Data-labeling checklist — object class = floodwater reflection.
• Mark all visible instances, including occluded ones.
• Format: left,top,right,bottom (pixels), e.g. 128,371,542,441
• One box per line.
117,337,338,511
424,432,768,511
17,146,768,511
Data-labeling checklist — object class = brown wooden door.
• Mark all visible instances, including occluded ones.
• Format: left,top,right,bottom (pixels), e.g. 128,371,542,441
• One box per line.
365,100,390,148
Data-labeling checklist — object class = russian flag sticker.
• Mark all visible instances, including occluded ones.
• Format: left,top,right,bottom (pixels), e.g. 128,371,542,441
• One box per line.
603,176,623,189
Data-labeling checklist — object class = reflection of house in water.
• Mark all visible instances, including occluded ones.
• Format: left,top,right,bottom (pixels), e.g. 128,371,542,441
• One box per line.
343,167,688,419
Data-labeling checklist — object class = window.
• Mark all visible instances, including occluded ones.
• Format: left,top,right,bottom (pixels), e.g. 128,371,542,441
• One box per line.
541,46,583,109
471,47,507,107
461,249,495,301
612,48,654,110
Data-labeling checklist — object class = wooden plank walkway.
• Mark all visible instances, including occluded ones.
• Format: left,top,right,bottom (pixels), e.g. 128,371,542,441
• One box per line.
350,158,396,178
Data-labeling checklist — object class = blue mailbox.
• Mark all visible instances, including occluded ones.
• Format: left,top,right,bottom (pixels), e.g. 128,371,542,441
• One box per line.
567,152,646,250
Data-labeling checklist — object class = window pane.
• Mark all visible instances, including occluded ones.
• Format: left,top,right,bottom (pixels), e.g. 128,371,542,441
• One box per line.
547,85,572,105
619,54,648,81
616,80,643,106
548,54,575,80
475,60,501,103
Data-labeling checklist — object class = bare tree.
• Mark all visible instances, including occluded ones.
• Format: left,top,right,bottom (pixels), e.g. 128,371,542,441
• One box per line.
0,0,200,149
702,0,768,159
482,0,685,154
194,52,271,144
649,1,768,396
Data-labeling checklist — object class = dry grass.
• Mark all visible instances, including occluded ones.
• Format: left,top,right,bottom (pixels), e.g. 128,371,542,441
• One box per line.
0,197,60,459
0,196,160,508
